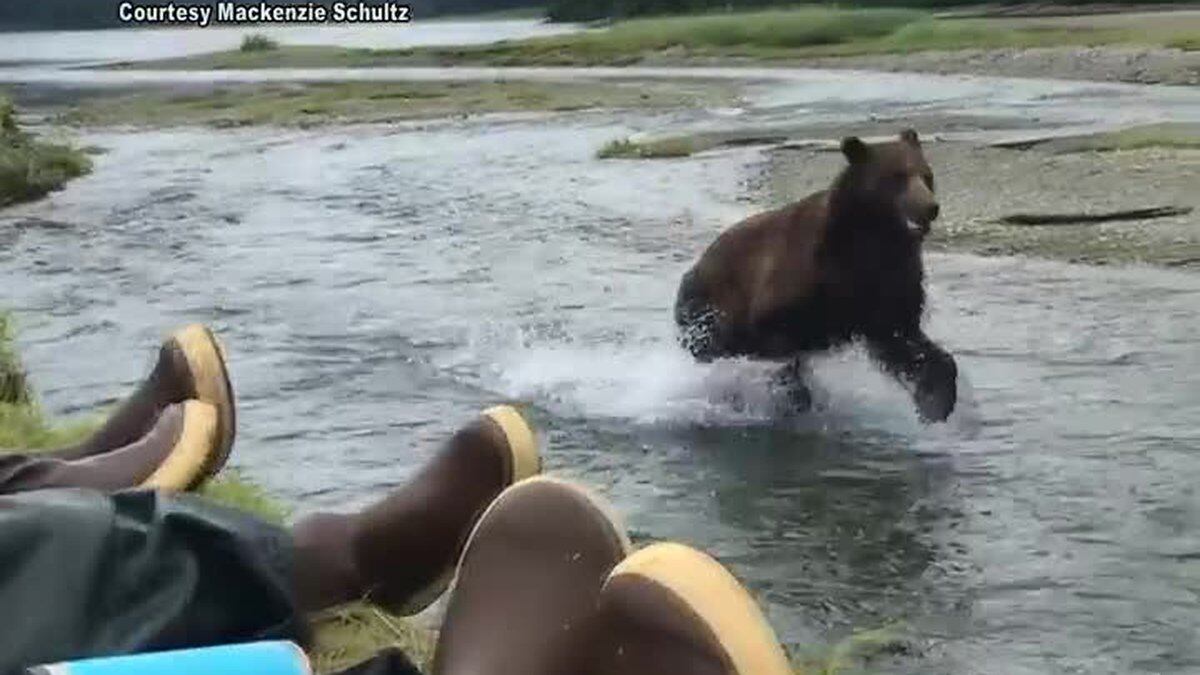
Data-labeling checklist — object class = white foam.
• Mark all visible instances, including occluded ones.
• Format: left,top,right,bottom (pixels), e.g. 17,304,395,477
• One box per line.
463,325,980,438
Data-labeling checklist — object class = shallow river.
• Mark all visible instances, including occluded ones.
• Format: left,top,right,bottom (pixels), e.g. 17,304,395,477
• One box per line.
2,74,1199,673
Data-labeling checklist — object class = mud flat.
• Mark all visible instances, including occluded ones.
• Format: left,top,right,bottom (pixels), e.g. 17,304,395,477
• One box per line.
14,79,737,129
794,45,1200,87
762,136,1199,267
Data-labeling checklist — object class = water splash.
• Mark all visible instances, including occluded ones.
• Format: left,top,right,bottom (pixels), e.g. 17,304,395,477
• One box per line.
467,322,979,438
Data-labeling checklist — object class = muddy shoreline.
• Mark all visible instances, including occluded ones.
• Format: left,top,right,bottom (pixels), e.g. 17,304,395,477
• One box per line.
760,138,1200,268
790,45,1200,87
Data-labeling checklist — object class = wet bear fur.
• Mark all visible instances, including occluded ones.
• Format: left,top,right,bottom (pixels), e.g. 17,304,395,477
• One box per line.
674,129,958,422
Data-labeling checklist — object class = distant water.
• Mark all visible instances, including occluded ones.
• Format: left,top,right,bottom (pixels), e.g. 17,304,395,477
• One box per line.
0,19,580,65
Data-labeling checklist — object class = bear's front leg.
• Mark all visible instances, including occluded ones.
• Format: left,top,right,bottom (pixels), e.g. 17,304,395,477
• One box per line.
865,331,958,423
769,356,813,416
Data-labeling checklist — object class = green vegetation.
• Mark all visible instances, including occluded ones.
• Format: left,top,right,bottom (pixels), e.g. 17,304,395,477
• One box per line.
487,9,1200,62
599,126,804,159
565,7,923,50
550,0,1200,22
1169,35,1200,51
240,33,280,53
794,623,910,674
60,80,733,128
1004,123,1200,154
116,7,1200,70
598,135,699,158
0,312,29,406
199,469,291,523
1069,124,1200,153
0,98,92,209
310,604,437,673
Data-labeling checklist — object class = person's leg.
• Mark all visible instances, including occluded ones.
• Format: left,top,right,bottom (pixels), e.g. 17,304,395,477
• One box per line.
49,324,235,472
4,405,540,674
0,488,306,674
431,476,631,675
291,405,542,615
0,401,221,495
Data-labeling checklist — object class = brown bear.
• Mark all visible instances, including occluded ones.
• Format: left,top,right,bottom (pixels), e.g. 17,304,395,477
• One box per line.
674,129,958,423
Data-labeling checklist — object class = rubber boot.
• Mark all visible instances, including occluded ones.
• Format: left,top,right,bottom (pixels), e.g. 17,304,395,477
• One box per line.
291,406,542,615
0,401,220,494
583,542,794,675
53,325,235,483
432,476,631,675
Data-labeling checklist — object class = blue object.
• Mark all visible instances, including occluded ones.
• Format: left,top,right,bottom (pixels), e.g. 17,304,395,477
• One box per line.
27,641,311,675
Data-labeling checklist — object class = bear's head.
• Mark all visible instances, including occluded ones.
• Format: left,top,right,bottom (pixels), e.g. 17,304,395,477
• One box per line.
837,129,939,238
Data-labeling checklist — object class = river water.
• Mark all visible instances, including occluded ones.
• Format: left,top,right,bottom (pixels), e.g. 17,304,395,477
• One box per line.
2,25,1200,675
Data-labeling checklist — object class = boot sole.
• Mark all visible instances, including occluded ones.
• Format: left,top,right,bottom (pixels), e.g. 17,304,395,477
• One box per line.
605,542,792,675
483,404,541,484
440,476,633,611
141,400,220,492
391,406,545,616
171,324,237,489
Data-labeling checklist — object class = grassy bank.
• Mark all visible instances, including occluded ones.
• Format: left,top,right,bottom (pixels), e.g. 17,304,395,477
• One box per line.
60,79,735,128
1052,123,1200,153
112,7,1200,69
1,98,92,208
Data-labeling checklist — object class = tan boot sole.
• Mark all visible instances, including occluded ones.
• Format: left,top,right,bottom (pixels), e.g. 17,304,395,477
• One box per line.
483,404,541,483
171,324,236,487
141,400,220,492
442,476,634,608
606,543,792,675
391,405,545,616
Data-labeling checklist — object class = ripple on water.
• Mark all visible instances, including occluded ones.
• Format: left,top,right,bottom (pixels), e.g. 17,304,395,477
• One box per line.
0,117,1197,674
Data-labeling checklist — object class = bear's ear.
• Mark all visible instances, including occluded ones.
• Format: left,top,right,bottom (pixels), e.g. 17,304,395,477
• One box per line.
841,136,870,164
900,128,921,147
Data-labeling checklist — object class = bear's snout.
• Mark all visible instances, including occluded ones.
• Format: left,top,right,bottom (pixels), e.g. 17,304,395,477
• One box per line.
905,202,939,237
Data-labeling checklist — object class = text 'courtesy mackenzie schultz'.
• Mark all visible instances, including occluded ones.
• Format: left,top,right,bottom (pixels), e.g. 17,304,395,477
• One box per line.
117,2,413,28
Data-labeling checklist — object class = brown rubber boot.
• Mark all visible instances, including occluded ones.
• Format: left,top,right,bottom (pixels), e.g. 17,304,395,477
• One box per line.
581,542,794,675
0,401,219,494
291,405,541,615
53,325,235,484
432,476,632,675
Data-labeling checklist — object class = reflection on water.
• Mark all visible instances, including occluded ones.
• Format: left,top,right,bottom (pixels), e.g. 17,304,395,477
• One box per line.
1,107,1198,673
